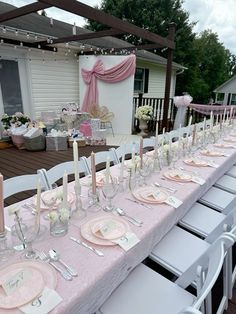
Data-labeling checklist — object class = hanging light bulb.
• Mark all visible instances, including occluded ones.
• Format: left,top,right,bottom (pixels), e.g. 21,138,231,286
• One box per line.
2,27,6,33
20,42,23,47
47,37,50,43
15,29,18,36
26,32,29,39
34,35,38,41
72,22,76,35
0,39,3,44
38,44,41,49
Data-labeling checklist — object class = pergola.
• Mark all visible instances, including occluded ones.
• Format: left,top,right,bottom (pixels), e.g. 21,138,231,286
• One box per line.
0,0,176,128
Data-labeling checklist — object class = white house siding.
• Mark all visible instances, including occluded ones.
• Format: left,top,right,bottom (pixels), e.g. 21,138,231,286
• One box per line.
28,50,79,119
135,59,176,98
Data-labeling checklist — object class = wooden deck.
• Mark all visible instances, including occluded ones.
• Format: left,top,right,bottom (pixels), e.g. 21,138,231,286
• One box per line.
0,145,236,313
0,145,113,206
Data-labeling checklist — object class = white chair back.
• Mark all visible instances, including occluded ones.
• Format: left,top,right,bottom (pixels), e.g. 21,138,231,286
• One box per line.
143,137,155,149
176,235,234,312
110,142,139,164
38,160,89,190
83,150,116,173
4,173,45,199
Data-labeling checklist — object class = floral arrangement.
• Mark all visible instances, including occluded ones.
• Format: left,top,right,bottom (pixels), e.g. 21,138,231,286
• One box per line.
135,106,153,121
49,208,70,224
1,112,30,130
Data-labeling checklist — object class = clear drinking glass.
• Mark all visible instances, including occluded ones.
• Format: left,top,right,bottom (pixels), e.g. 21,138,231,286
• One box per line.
102,177,119,212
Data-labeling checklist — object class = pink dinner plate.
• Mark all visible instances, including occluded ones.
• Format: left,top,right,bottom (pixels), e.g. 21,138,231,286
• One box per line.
183,158,208,167
81,215,130,246
164,170,192,182
133,187,169,204
200,150,223,157
214,143,235,149
32,191,75,211
90,216,128,240
0,264,44,309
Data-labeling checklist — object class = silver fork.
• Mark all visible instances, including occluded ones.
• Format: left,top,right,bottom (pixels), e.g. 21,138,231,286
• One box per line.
38,251,73,281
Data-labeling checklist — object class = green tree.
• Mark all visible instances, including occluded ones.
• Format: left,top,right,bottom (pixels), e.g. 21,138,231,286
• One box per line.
86,1,236,103
86,0,196,63
186,30,233,103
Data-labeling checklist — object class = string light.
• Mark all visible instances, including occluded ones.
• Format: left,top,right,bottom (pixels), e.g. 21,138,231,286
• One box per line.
72,23,76,35
2,27,6,33
15,29,18,36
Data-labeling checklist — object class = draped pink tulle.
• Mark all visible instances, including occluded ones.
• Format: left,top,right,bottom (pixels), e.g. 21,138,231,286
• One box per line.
190,103,235,115
81,55,136,112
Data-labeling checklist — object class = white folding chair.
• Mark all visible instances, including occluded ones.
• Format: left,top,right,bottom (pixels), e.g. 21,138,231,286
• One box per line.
180,307,203,314
4,173,46,199
38,159,90,190
198,186,236,213
110,142,140,164
82,150,116,174
143,137,155,149
149,207,236,306
226,165,236,178
97,235,233,314
214,174,236,194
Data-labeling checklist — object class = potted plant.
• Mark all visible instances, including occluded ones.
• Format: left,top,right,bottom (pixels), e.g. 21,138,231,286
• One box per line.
135,105,153,136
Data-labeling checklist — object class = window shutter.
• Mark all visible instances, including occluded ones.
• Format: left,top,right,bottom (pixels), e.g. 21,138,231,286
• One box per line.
144,69,149,93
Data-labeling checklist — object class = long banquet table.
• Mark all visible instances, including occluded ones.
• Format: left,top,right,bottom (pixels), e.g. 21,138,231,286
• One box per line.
2,142,236,314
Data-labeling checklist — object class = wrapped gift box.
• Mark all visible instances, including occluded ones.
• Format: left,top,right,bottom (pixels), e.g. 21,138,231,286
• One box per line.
68,137,86,147
90,137,106,146
46,130,68,151
24,135,46,151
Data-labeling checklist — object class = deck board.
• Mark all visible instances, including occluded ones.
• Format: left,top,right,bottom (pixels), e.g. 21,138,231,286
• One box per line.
0,145,113,206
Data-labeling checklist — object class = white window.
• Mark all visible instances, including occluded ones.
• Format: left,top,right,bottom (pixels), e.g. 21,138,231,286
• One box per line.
231,94,236,105
0,60,23,115
134,68,149,94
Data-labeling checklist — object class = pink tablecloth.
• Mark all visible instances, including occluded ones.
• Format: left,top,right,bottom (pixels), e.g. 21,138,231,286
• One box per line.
2,143,236,314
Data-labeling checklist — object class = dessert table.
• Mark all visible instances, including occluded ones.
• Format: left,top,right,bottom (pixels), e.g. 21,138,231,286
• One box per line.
1,141,236,314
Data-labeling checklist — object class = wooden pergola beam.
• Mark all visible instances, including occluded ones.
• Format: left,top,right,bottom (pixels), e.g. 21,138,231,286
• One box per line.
39,0,175,49
37,29,125,46
0,2,52,23
0,37,57,51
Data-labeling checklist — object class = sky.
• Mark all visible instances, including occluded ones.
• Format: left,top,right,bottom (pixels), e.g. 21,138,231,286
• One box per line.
3,0,236,54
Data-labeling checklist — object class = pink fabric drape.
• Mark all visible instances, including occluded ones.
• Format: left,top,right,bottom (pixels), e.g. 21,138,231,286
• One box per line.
189,103,235,115
81,55,136,112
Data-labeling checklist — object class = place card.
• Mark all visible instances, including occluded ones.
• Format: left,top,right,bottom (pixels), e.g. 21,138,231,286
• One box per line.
20,287,62,314
191,176,206,185
112,232,140,251
165,196,183,209
2,268,32,295
95,220,117,238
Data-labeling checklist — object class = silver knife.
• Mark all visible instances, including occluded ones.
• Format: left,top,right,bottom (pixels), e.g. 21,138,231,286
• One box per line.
70,237,104,257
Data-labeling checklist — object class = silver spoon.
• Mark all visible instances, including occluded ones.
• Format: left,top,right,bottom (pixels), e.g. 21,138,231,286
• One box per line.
116,208,143,227
48,249,78,277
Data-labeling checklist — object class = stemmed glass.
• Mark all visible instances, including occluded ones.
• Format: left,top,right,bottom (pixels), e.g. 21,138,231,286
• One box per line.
139,156,153,185
102,177,119,212
14,216,40,259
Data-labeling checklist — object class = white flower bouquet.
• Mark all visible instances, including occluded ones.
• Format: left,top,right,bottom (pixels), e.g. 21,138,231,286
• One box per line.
135,106,153,121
